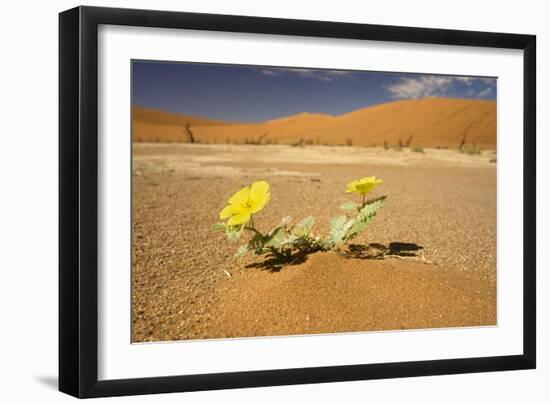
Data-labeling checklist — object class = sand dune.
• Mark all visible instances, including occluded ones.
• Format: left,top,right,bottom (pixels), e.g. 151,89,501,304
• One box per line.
132,98,496,149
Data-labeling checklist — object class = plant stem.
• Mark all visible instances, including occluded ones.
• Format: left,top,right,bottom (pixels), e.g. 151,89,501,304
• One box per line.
244,225,263,237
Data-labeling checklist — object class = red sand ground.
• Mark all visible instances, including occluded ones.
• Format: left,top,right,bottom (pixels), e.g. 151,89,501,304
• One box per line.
132,144,496,342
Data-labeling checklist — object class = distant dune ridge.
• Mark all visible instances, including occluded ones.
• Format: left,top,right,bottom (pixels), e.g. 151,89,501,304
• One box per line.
132,98,496,149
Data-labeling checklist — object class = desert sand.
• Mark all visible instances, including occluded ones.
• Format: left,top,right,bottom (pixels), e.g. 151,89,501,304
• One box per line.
132,144,496,342
132,98,496,149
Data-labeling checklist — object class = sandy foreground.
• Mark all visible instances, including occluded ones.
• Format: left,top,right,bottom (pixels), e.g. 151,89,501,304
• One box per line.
132,144,497,342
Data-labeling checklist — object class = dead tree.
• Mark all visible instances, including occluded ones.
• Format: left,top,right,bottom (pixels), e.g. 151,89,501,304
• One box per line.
184,122,195,143
458,133,467,150
257,131,269,144
292,137,305,147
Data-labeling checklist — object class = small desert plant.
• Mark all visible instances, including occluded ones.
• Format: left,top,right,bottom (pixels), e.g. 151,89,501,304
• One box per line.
213,177,386,267
292,137,305,147
411,146,425,153
327,176,386,251
460,144,481,155
212,181,321,267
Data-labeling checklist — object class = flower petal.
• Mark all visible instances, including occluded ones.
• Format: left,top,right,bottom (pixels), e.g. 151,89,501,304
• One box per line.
346,180,359,193
227,210,251,226
228,186,250,206
346,176,382,195
219,204,238,219
360,176,376,183
356,182,374,194
249,180,270,214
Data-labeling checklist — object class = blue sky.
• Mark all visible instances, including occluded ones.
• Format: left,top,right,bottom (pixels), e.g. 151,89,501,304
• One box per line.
132,60,496,123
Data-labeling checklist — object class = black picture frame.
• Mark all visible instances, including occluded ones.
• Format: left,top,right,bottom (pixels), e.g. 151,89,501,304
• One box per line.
59,5,536,398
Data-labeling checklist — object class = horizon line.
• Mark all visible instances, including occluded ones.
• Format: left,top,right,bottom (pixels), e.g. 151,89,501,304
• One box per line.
133,96,497,125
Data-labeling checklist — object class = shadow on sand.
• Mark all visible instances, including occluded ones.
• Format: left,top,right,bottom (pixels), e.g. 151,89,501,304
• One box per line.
245,242,424,271
245,250,311,272
345,242,424,259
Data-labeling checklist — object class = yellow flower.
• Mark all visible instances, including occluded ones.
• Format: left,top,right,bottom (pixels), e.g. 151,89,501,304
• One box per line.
346,176,383,195
219,180,270,226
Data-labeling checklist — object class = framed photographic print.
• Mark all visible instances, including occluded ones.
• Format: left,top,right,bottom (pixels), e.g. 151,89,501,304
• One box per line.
59,6,536,398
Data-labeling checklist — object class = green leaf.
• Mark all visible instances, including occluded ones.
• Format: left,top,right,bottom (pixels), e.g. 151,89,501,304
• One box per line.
248,233,266,254
327,215,350,249
340,202,359,211
264,227,287,251
293,216,315,237
346,196,386,240
360,196,386,217
225,224,244,241
330,215,346,227
347,220,368,239
226,229,242,241
212,222,226,231
235,244,250,257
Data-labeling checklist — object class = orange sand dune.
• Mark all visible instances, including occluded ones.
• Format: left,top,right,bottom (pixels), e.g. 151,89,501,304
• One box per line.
132,98,496,149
